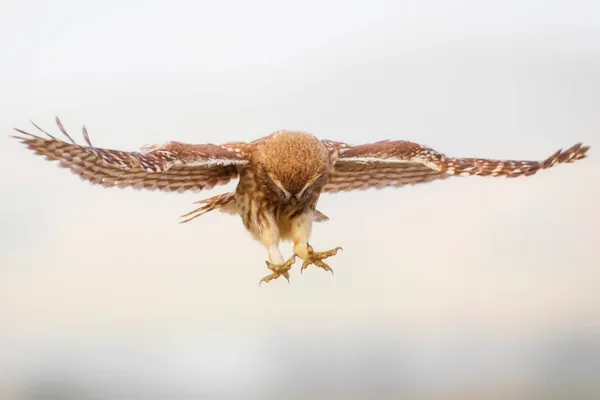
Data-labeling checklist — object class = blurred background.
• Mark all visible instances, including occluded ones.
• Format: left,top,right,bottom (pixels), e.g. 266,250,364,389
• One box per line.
1,0,599,398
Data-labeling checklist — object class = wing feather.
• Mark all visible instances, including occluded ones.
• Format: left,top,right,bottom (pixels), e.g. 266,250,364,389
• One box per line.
13,117,249,193
324,139,590,193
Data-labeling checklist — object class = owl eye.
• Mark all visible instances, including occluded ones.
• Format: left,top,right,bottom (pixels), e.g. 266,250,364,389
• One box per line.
300,189,311,200
264,172,289,199
306,175,325,193
312,175,326,188
300,175,325,200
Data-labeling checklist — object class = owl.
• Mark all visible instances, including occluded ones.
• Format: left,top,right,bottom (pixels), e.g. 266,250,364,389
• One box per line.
13,118,590,284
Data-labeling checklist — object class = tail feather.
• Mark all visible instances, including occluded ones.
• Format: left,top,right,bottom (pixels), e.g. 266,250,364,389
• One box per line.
180,192,236,224
313,210,329,222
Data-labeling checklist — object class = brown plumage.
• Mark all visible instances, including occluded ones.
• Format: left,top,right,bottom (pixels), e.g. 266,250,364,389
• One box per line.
181,192,330,224
13,118,591,284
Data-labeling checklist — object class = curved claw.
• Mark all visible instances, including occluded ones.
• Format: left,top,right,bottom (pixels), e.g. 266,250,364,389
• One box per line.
259,272,273,287
259,255,296,286
319,261,334,275
299,245,341,276
282,270,291,283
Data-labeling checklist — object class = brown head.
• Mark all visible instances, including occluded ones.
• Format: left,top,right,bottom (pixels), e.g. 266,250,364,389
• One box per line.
254,130,335,205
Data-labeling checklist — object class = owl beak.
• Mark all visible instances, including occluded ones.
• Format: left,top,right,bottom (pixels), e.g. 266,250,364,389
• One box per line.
289,197,298,206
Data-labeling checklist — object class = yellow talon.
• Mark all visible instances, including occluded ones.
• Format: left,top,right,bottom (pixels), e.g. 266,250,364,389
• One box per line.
259,254,297,286
300,245,342,275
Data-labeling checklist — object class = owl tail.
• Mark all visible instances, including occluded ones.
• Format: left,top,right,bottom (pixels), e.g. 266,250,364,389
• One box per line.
180,192,237,224
179,192,330,224
313,210,330,222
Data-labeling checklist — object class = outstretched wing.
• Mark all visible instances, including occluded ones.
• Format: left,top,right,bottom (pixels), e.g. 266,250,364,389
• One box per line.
13,117,249,193
322,139,590,193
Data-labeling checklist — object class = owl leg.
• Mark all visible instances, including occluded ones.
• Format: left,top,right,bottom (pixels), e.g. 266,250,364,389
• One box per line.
297,245,342,275
259,253,297,285
258,224,297,285
292,212,342,276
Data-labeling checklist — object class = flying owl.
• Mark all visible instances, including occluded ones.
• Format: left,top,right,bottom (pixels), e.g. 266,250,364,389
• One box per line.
13,118,590,284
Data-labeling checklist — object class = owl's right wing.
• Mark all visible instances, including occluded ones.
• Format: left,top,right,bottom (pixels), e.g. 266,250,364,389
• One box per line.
321,139,589,193
13,117,249,193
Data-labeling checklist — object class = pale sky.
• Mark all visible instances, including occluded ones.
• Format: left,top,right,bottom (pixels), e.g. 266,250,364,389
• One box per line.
1,0,599,396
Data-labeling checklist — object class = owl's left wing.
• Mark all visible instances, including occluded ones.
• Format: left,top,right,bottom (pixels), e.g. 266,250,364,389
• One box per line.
13,117,249,193
321,139,589,193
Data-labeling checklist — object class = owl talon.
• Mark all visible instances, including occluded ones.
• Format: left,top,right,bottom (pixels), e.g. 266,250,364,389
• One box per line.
259,255,296,286
300,245,342,275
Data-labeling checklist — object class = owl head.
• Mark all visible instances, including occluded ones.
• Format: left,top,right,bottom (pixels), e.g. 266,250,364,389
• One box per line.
257,130,336,205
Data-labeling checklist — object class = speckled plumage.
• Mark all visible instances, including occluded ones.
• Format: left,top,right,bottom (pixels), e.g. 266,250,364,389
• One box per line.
13,117,590,284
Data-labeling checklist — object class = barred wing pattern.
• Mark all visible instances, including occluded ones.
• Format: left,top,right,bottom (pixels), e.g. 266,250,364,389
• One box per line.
13,117,248,193
322,139,590,193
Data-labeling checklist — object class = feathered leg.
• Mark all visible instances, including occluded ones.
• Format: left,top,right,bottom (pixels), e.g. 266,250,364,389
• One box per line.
292,212,342,276
258,220,297,286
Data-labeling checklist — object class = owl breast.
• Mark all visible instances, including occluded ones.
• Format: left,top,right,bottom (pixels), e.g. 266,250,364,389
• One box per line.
235,168,318,241
235,131,331,241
